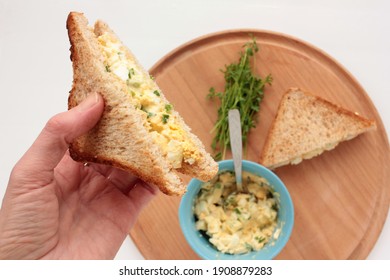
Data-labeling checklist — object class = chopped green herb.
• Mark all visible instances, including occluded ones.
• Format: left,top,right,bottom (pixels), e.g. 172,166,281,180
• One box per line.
255,236,266,243
128,68,135,79
224,195,236,207
245,243,253,251
165,104,173,113
153,90,160,96
234,208,241,215
140,106,154,118
150,74,155,80
105,65,111,72
162,114,170,124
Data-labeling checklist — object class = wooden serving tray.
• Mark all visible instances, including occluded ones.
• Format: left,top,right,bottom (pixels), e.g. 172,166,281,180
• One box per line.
130,30,390,259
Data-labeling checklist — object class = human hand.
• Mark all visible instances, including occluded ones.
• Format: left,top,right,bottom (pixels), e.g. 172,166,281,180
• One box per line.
0,93,157,259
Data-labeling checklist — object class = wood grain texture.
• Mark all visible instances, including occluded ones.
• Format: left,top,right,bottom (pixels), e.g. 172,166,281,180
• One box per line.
129,30,390,259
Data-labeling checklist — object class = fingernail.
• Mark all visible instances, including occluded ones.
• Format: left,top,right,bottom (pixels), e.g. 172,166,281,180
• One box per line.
77,93,100,112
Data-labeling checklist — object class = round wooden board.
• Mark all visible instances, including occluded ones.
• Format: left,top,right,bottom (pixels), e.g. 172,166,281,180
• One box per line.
130,30,390,259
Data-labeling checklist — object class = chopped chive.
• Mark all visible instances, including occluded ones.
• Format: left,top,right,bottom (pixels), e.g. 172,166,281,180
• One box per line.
140,106,155,118
245,243,253,251
255,236,266,243
162,114,169,124
128,68,135,79
153,90,160,96
165,104,172,113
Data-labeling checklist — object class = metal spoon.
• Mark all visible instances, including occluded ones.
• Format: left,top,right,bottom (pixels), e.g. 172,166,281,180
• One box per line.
228,109,243,193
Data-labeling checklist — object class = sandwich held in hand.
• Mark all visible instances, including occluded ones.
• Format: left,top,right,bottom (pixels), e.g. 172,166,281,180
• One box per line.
66,12,218,195
260,88,376,169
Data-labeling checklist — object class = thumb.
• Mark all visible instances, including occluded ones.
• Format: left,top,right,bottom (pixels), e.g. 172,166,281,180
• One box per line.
13,93,104,183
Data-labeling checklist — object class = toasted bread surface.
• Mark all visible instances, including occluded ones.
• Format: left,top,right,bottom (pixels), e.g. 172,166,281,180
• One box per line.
259,88,376,169
67,12,217,195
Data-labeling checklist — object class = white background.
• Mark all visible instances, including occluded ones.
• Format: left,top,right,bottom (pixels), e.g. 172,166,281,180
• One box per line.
0,0,389,259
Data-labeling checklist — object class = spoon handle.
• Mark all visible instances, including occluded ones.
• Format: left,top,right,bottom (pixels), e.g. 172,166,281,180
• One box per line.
228,109,243,191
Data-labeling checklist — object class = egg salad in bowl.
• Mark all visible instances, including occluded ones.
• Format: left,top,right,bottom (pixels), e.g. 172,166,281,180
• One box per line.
179,160,294,260
194,170,279,254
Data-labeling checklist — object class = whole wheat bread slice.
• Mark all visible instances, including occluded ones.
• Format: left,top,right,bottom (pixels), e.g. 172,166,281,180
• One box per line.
259,88,376,169
66,12,217,195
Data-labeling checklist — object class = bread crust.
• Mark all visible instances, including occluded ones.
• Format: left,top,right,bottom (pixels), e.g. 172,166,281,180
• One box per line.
259,88,376,169
66,12,217,195
67,12,184,195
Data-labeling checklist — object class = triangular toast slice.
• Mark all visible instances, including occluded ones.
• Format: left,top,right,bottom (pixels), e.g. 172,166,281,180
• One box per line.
259,88,376,169
66,12,217,195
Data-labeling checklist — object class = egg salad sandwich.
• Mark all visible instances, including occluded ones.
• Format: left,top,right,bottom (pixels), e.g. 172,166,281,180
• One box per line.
259,88,376,169
66,12,218,195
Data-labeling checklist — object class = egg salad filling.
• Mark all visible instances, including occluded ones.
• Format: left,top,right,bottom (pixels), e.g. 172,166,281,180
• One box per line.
97,32,197,168
194,171,279,255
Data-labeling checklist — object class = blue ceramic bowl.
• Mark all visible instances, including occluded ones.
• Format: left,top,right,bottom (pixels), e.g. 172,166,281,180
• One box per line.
179,159,294,260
